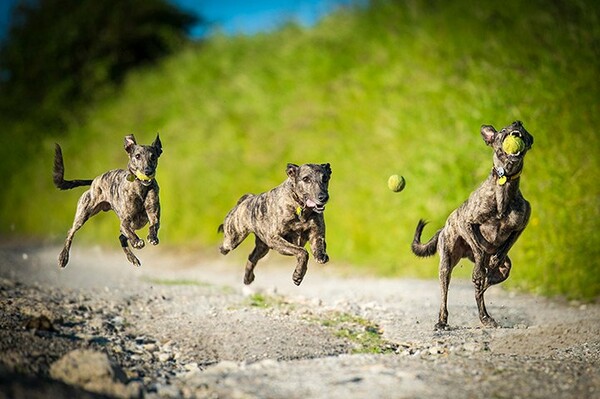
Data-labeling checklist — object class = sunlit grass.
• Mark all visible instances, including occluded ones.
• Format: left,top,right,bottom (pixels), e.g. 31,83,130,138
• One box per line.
1,0,598,299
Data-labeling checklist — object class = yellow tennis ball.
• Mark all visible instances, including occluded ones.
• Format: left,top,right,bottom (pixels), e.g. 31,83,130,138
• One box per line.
134,170,154,181
502,135,525,154
387,174,406,192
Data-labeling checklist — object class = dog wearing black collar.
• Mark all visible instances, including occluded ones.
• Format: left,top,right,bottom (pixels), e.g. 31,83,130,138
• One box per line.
412,121,533,329
218,163,332,286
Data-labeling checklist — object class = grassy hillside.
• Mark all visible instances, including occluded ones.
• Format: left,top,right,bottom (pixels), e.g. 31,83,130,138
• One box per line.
1,0,598,299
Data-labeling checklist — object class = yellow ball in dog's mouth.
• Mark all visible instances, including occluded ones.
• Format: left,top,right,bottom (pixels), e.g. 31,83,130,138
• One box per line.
387,174,406,193
502,135,525,154
128,170,154,182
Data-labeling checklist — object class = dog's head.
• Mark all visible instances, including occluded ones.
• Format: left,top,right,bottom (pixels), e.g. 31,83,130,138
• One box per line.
286,163,332,214
481,121,533,179
124,134,162,186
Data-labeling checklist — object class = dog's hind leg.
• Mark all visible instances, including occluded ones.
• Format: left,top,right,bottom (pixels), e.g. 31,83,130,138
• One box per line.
435,233,466,330
436,243,454,330
119,234,141,267
244,236,269,285
219,223,249,255
58,191,100,268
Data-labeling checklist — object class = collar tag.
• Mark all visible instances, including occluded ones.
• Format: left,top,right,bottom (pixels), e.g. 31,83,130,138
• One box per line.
498,175,507,185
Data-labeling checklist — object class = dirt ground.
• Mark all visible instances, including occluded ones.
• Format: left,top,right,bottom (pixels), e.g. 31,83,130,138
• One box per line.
0,243,598,398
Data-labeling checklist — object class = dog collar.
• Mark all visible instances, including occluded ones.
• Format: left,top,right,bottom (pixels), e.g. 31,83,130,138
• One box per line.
493,166,521,186
127,170,154,182
296,206,303,216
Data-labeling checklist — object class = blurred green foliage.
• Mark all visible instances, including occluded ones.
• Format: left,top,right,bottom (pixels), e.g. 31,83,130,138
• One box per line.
0,0,198,129
1,0,598,299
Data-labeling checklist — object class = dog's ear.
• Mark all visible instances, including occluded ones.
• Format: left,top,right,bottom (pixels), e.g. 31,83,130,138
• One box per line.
152,133,163,156
480,125,496,146
124,134,137,154
321,163,332,177
286,163,299,179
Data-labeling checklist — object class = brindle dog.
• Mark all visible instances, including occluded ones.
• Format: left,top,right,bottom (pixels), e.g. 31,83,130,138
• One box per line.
219,163,332,286
54,134,162,268
412,121,533,329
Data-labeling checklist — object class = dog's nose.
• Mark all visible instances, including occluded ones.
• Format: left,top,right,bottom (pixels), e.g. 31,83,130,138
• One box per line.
318,192,329,203
144,167,154,175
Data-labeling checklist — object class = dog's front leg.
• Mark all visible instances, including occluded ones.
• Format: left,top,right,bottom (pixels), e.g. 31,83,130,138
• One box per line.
309,219,329,264
472,252,498,328
145,188,161,245
270,235,309,286
120,219,144,249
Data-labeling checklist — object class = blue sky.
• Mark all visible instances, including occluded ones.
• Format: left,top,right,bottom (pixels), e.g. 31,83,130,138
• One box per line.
173,0,359,37
0,0,360,40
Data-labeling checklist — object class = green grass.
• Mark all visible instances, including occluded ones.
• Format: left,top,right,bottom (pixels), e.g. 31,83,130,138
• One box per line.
246,293,294,309
244,293,395,354
316,311,397,354
1,0,598,299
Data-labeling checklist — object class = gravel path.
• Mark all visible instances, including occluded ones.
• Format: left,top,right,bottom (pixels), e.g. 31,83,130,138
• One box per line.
0,244,598,398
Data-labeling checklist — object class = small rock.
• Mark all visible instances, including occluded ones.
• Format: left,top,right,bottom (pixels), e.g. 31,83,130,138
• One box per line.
428,346,444,355
205,361,239,375
144,343,158,352
50,349,139,398
184,362,200,371
22,315,55,332
157,352,173,362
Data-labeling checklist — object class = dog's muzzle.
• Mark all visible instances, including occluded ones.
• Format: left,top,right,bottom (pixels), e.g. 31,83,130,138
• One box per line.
306,198,326,213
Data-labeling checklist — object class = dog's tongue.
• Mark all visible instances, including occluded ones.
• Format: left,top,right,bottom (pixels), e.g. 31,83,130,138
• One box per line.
306,199,317,208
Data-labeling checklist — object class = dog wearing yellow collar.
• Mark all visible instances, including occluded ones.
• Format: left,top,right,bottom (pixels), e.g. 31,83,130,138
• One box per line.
54,133,162,268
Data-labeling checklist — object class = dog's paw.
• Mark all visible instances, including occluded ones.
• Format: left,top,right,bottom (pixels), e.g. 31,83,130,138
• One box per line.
132,239,145,249
148,235,159,246
126,253,141,267
219,246,230,255
244,271,255,285
434,322,450,331
489,254,504,270
315,253,329,264
292,276,303,286
481,316,499,328
58,250,69,268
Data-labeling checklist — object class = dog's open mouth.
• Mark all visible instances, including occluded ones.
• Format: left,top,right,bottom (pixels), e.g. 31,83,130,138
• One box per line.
306,199,326,213
502,131,526,157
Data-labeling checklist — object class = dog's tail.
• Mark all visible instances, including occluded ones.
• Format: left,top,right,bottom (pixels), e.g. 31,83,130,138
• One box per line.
411,219,441,257
53,144,93,190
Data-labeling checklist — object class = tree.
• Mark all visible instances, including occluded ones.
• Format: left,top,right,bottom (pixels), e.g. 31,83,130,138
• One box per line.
0,0,199,128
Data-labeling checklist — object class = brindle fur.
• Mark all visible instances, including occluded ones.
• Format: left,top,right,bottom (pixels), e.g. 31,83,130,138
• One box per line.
412,121,533,329
54,134,162,268
219,163,332,286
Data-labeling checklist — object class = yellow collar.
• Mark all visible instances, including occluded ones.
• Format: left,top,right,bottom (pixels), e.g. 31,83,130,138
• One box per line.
493,167,522,186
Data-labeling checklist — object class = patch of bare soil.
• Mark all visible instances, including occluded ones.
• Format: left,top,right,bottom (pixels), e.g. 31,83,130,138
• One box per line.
0,244,598,399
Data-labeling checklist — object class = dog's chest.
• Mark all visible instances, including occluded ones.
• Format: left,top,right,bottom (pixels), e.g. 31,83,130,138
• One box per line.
479,204,527,244
111,183,153,218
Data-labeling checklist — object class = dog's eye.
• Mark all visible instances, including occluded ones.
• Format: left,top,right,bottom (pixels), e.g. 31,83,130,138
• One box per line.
302,176,311,183
135,154,141,160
